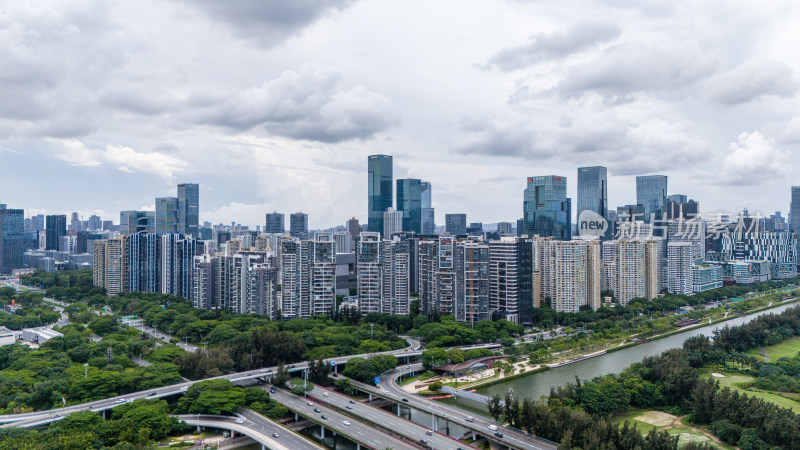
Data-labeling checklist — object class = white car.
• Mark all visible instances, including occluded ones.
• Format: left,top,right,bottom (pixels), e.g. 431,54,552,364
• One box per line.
115,399,126,404
180,386,188,391
307,401,314,406
235,419,244,424
343,420,351,426
322,392,329,397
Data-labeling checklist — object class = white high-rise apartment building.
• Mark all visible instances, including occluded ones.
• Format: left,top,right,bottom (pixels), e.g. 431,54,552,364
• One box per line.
541,240,601,312
311,233,337,316
667,242,693,295
602,239,661,305
383,207,403,238
357,232,382,313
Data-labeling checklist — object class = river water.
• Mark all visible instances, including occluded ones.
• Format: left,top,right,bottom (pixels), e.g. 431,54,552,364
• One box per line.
447,302,799,412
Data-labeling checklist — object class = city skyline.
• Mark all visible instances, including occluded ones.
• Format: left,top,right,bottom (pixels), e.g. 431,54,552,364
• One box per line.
1,1,800,228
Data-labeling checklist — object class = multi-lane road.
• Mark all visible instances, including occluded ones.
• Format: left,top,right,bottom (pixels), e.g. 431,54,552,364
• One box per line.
268,387,417,449
350,363,556,450
308,384,471,450
178,408,324,450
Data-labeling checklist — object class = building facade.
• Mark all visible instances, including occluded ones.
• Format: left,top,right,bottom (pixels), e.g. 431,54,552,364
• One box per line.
368,154,393,235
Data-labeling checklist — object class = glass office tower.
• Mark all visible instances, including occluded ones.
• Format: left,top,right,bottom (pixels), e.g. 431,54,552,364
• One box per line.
45,215,67,250
396,178,422,234
420,181,435,234
577,166,609,238
0,206,24,274
367,155,393,235
636,175,668,223
523,175,571,240
178,183,199,238
155,197,180,235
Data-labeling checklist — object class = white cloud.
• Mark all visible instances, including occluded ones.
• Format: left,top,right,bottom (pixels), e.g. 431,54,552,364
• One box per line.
714,131,789,185
708,61,797,104
193,63,400,142
53,139,190,181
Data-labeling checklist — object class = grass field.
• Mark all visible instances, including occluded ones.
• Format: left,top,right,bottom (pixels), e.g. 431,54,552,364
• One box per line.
699,369,800,413
760,336,800,361
613,410,730,449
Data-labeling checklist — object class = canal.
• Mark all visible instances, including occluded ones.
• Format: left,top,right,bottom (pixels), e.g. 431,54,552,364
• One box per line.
446,302,800,414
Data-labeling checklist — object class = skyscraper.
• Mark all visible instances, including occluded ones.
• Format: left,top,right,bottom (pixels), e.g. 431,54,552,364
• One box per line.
178,183,199,238
45,215,66,251
155,197,180,235
791,186,800,235
523,175,571,240
367,154,393,235
636,175,668,223
383,207,403,238
577,166,608,237
120,210,155,235
0,206,24,274
265,212,285,234
420,181,435,234
541,239,601,312
445,214,467,236
357,232,382,313
489,237,533,324
396,178,422,233
290,212,309,240
667,242,693,295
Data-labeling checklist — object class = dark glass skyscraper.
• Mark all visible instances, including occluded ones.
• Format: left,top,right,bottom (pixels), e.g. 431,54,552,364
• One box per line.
523,175,571,240
45,215,66,250
420,181,435,234
178,183,199,238
577,166,609,238
636,175,668,223
445,214,467,235
265,212,285,234
791,186,800,235
0,206,25,274
290,212,309,240
155,197,180,235
396,178,422,234
367,154,393,235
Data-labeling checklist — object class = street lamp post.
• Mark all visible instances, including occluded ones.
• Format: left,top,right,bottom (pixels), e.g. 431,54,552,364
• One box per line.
84,362,88,378
370,323,374,340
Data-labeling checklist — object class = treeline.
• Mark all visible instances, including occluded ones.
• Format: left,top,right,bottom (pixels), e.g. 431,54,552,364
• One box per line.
20,269,106,302
0,288,60,330
532,277,799,333
488,306,800,449
0,324,183,413
0,399,187,449
753,354,800,392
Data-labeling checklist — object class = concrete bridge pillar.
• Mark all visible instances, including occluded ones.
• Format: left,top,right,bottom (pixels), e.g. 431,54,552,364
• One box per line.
368,393,372,401
294,412,299,421
321,425,325,440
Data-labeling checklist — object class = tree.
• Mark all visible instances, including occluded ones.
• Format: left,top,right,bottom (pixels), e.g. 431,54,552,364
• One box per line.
176,379,246,415
487,394,503,422
335,378,355,395
421,348,449,370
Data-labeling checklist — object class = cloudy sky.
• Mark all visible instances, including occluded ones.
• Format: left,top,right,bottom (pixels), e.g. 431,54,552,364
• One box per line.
2,0,800,229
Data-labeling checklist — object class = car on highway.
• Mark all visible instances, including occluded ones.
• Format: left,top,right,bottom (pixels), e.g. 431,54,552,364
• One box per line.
270,387,276,393
313,408,321,413
464,416,474,422
406,365,411,369
342,420,351,426
180,386,188,391
494,432,504,438
348,399,355,404
235,419,244,424
488,424,498,431
419,439,428,445
307,401,314,406
401,398,409,402
272,432,279,438
115,399,126,403
425,430,433,436
346,404,353,409
322,391,329,397
320,415,328,420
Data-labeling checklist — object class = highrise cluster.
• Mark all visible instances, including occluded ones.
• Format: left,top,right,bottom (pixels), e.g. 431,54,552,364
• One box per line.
4,156,800,326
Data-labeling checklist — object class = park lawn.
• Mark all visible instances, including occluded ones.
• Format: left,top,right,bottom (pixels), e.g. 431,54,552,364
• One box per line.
699,369,800,414
763,336,800,361
614,409,658,434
